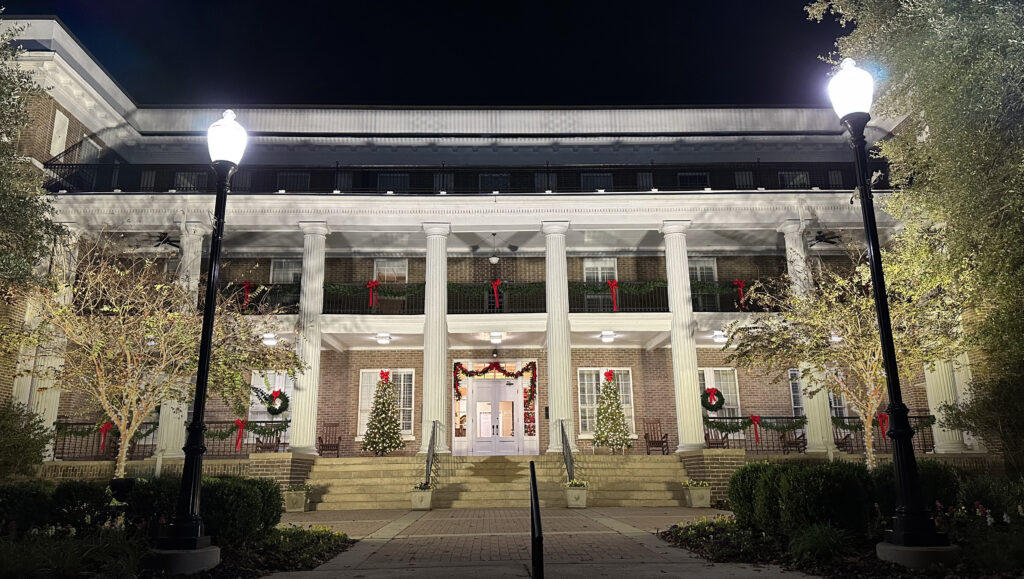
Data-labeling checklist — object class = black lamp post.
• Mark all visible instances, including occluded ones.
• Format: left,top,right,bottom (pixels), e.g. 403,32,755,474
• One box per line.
827,60,944,548
162,110,247,550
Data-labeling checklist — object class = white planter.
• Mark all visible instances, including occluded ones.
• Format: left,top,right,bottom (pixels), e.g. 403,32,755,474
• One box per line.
411,489,433,510
284,491,308,513
682,487,711,508
564,487,588,508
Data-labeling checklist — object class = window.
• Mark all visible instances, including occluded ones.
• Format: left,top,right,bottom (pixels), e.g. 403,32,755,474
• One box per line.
174,171,208,191
789,368,804,417
636,171,653,190
378,173,410,193
581,172,614,191
578,368,635,435
677,172,710,190
249,372,294,444
277,172,310,191
434,172,454,193
689,257,718,312
374,258,408,283
49,110,69,158
779,171,811,189
358,369,414,436
698,368,741,417
534,172,557,192
140,170,156,191
828,170,844,189
270,259,302,284
734,170,755,189
829,393,849,418
479,173,510,193
583,258,617,311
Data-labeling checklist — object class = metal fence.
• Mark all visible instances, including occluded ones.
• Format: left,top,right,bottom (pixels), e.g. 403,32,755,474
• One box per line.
322,283,425,315
832,415,936,454
202,420,290,458
703,416,808,454
53,418,158,461
448,283,546,314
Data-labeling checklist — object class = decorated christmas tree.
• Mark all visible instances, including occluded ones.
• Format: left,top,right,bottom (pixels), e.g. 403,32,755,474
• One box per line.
592,370,632,454
362,370,405,456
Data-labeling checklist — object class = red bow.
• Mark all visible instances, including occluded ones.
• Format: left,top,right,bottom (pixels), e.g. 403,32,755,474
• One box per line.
491,279,502,308
241,281,255,309
486,361,502,373
603,369,615,383
234,418,247,452
99,421,114,452
367,280,380,307
705,387,720,405
877,412,889,438
606,279,619,311
733,279,746,309
750,415,762,444
271,389,281,402
380,370,391,383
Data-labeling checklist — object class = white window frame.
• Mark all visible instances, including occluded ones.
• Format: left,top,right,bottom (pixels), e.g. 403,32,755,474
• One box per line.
49,109,69,158
689,257,718,311
356,368,416,440
829,392,849,418
583,257,617,282
270,259,303,284
788,368,804,417
576,367,637,438
373,258,409,283
698,367,741,418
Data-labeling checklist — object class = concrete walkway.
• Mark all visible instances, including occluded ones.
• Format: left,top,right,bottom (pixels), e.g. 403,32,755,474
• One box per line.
271,507,813,578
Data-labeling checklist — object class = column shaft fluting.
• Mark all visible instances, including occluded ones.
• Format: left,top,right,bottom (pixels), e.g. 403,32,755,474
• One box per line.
421,223,450,453
290,222,328,454
543,221,575,453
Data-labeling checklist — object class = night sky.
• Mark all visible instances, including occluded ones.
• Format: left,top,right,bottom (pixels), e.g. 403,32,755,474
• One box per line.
2,0,846,107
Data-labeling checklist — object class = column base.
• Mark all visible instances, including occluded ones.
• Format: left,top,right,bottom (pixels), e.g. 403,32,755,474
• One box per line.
933,441,969,454
675,443,705,453
288,445,318,456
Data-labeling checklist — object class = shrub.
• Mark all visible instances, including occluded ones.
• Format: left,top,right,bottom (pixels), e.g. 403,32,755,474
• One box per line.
51,480,112,529
658,515,781,564
726,462,774,527
778,461,873,540
0,402,53,481
200,476,282,547
0,480,55,536
872,459,960,518
788,523,851,565
234,526,350,572
0,529,142,579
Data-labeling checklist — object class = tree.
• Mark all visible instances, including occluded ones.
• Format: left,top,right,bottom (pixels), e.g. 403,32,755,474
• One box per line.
362,370,405,456
726,244,966,469
0,17,67,290
593,369,632,455
0,240,303,477
807,0,1024,472
0,401,53,480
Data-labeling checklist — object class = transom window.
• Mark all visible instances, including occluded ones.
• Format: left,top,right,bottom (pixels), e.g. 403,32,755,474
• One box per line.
578,368,635,435
698,368,741,417
358,369,415,436
270,259,302,284
789,368,804,417
374,258,408,283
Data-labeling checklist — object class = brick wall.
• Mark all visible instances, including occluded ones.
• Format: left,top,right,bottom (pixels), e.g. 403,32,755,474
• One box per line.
0,297,29,402
697,349,795,417
448,257,546,282
18,93,105,164
716,255,786,281
679,449,747,503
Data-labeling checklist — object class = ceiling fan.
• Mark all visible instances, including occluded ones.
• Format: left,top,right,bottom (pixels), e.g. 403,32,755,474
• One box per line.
469,233,519,263
151,232,180,249
808,230,842,248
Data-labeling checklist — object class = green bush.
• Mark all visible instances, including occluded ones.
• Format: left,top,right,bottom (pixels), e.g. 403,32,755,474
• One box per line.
726,462,774,527
778,461,873,539
788,523,851,565
0,529,142,579
658,515,781,564
51,480,112,529
247,476,284,532
872,459,961,518
0,480,54,536
125,476,179,537
0,402,53,481
227,526,350,572
199,476,281,547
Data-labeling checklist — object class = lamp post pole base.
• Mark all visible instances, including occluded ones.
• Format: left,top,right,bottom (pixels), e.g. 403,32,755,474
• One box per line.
146,545,221,575
876,542,961,570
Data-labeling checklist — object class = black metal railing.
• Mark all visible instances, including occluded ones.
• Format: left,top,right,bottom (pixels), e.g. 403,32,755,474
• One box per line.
559,420,575,482
567,282,669,313
529,460,545,579
832,415,936,454
218,283,301,314
202,420,289,458
448,282,546,314
702,416,808,454
322,283,425,315
425,420,438,487
53,418,158,461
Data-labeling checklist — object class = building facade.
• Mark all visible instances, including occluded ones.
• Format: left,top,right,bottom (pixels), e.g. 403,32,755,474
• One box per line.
2,18,980,468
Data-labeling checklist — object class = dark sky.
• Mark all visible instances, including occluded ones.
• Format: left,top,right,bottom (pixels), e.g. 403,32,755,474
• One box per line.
2,0,846,107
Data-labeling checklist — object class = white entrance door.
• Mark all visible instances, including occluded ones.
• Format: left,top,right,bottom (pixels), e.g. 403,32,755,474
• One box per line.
469,379,520,455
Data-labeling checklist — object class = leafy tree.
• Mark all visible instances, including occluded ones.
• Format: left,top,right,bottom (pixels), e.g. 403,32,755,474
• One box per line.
0,239,303,477
0,400,53,480
593,370,632,454
362,370,404,456
726,246,966,469
807,0,1024,472
0,16,66,290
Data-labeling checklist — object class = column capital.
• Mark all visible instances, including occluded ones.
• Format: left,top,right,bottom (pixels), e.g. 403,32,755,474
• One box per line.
299,221,330,237
777,219,808,235
178,221,213,238
541,221,570,236
660,220,692,236
422,222,451,237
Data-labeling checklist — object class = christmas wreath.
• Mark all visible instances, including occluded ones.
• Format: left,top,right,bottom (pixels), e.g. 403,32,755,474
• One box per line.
700,387,725,412
251,387,290,415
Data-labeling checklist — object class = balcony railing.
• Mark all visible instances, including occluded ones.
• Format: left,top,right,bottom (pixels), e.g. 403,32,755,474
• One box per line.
703,416,809,454
568,281,669,313
53,417,158,461
323,283,425,315
832,415,936,454
202,420,290,458
220,283,301,314
448,282,546,314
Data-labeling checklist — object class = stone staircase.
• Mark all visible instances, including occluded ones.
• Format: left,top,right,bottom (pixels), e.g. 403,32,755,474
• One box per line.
307,453,689,510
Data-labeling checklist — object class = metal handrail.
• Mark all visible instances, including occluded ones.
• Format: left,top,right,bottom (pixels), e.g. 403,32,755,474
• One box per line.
529,460,544,579
560,419,575,482
425,420,438,487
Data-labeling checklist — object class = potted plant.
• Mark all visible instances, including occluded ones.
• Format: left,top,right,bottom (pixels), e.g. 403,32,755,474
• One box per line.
412,481,434,510
681,479,711,508
564,479,589,508
284,484,311,513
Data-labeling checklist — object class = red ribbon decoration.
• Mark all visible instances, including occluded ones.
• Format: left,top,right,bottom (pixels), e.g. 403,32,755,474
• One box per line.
603,369,615,383
705,387,720,405
379,370,391,383
877,412,889,438
241,281,255,309
99,421,114,452
606,279,619,311
486,361,502,373
271,389,281,403
367,280,380,307
491,279,502,307
750,415,762,444
234,418,246,452
733,279,746,309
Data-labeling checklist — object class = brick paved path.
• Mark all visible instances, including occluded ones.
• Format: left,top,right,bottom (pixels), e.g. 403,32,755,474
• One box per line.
271,507,813,578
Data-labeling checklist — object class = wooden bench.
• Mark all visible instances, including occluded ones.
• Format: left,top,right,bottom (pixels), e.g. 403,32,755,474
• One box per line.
255,436,282,453
704,429,731,449
317,422,342,457
779,430,807,454
643,419,670,455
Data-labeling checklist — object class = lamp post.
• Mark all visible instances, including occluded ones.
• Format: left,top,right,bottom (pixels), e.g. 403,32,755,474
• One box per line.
164,110,247,550
827,60,944,548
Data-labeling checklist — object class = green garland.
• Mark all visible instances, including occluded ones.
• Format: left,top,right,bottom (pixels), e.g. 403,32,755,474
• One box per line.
703,416,808,434
702,415,752,433
759,416,808,432
323,283,426,298
55,421,157,440
830,415,937,433
202,419,291,440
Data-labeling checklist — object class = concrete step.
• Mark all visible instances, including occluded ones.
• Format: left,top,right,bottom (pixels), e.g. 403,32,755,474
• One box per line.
315,501,411,510
320,491,412,503
308,469,424,480
310,463,426,473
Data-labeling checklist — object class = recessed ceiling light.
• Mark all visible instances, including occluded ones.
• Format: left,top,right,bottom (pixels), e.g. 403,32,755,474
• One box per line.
261,333,279,346
600,330,615,343
376,333,392,345
490,332,503,344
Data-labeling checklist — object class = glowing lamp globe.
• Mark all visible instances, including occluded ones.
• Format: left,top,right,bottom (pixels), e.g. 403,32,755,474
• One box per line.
827,58,874,119
207,110,248,165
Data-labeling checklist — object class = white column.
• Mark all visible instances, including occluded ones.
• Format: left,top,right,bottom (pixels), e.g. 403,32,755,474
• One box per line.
924,360,967,453
779,220,836,454
290,222,329,454
662,221,704,452
420,223,451,453
156,222,211,460
543,221,576,453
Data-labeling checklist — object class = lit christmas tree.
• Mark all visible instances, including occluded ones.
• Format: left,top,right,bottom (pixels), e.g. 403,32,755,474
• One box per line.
362,370,405,456
593,370,632,454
